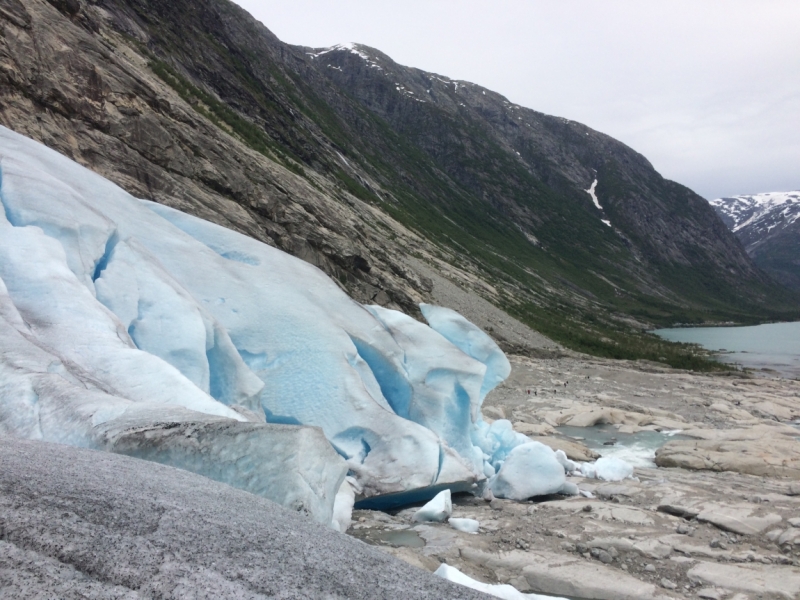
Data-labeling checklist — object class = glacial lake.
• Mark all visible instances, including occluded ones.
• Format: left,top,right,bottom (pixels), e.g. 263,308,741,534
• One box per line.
654,321,800,378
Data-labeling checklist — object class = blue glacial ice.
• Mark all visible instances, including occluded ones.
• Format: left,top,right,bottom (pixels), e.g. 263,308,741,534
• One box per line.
0,125,621,523
420,303,511,401
0,127,481,512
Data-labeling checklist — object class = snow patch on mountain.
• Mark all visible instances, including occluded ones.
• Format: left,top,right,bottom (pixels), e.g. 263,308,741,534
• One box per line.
308,42,384,70
710,191,800,234
586,179,602,210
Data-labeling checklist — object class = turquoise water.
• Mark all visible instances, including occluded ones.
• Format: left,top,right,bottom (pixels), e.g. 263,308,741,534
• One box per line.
654,321,800,378
556,424,690,468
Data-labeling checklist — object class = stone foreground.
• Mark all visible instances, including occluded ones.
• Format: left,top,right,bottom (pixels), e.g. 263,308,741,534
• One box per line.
0,437,488,600
350,355,800,600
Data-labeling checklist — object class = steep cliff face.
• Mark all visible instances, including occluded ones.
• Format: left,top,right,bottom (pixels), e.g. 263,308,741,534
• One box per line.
711,192,800,291
0,0,796,362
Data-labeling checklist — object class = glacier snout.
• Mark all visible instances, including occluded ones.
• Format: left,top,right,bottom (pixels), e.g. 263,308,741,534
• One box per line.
0,126,523,519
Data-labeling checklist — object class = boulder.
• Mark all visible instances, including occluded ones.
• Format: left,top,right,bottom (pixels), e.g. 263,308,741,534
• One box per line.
655,438,800,479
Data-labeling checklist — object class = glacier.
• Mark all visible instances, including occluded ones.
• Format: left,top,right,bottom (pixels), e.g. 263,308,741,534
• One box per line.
0,125,609,527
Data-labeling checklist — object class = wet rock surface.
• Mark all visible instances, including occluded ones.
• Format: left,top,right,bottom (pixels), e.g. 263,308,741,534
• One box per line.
349,355,800,599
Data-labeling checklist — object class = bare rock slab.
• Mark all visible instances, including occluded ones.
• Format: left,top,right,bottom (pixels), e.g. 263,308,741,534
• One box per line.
696,504,782,535
461,548,670,600
688,561,800,598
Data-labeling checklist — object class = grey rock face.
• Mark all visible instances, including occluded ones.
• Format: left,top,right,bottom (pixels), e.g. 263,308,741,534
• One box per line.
0,437,488,599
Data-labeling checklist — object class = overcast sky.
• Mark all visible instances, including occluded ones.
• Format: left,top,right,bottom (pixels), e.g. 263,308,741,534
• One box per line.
233,0,799,200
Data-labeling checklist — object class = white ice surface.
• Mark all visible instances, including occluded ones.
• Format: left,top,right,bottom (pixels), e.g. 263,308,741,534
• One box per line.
489,442,566,500
580,456,634,481
554,449,577,473
594,456,634,481
473,418,531,473
586,179,602,210
449,517,479,533
365,305,486,475
331,477,356,532
434,564,567,600
413,489,453,523
420,303,511,401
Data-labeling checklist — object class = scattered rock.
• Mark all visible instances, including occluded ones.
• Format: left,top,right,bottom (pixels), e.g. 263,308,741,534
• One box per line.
512,421,555,436
709,538,727,550
657,503,700,519
688,561,800,597
591,547,614,564
660,578,677,589
595,483,638,499
697,504,782,535
656,438,800,479
483,406,506,421
461,547,663,600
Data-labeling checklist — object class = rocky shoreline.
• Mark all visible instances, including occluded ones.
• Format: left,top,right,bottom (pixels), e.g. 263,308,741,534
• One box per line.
350,355,800,600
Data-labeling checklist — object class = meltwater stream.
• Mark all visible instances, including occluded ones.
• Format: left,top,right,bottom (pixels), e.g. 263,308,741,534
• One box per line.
556,424,690,468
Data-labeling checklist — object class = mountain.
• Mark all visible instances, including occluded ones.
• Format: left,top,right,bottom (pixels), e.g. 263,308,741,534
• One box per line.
711,192,800,291
1,0,797,367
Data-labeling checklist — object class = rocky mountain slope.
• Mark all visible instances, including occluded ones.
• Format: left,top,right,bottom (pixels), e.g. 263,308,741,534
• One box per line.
0,0,797,365
711,191,800,290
